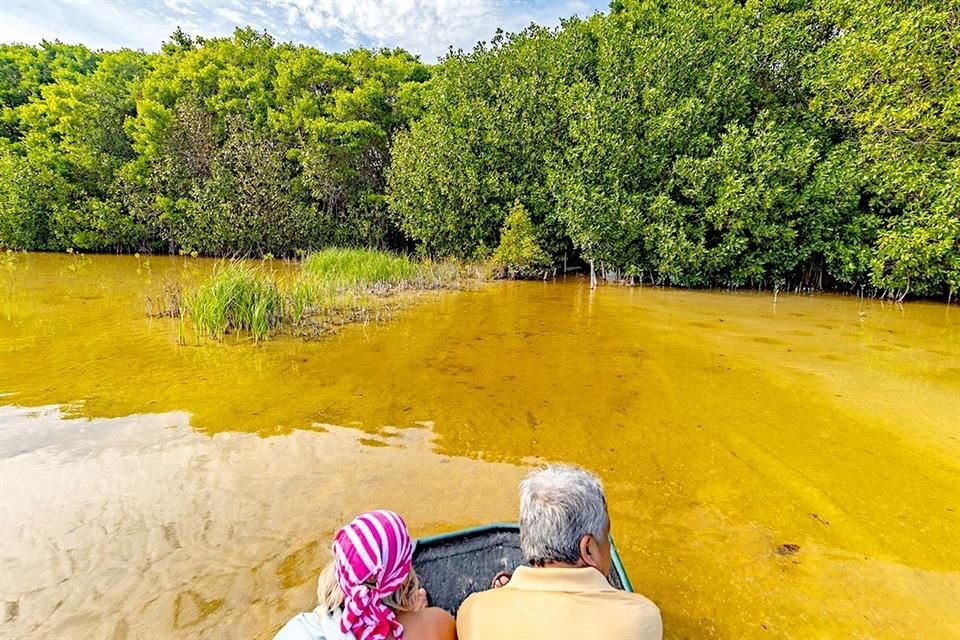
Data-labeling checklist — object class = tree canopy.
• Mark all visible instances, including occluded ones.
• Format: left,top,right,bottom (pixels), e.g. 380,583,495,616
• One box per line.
1,1,957,299
1,28,429,255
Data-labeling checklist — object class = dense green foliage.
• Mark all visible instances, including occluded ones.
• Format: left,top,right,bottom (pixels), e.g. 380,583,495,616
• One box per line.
492,202,549,278
2,2,958,298
1,29,428,255
389,0,959,297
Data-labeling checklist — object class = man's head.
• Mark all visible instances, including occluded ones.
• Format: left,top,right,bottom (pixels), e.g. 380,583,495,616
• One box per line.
519,464,612,575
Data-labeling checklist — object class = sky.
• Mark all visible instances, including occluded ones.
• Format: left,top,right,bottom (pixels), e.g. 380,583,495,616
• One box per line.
0,0,609,62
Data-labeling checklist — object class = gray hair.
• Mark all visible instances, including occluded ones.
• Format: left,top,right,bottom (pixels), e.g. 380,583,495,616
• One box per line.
519,465,608,565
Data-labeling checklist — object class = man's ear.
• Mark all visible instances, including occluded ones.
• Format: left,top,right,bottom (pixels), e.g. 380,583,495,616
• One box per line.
579,534,600,569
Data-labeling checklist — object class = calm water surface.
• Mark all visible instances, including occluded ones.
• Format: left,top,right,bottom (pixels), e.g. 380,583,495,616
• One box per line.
1,253,958,639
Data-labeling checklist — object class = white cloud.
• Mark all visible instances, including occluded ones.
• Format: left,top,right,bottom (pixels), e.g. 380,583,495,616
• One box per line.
0,1,177,50
266,0,597,60
0,0,605,59
213,6,246,24
162,0,197,15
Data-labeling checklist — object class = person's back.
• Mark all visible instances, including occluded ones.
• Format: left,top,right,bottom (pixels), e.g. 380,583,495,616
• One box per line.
456,466,662,640
275,603,453,640
457,565,659,640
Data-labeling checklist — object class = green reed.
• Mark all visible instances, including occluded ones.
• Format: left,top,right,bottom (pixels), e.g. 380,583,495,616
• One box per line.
184,261,282,343
182,249,470,343
302,248,422,289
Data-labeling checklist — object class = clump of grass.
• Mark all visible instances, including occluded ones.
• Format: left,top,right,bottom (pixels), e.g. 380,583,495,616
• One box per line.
184,261,281,343
145,280,183,318
414,259,462,289
288,276,320,325
180,249,475,343
302,248,421,289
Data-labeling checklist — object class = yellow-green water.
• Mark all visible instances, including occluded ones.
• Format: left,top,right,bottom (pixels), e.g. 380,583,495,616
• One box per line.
1,252,958,639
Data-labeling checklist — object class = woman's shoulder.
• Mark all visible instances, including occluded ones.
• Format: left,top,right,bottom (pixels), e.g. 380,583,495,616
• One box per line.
273,608,354,640
273,610,327,640
395,606,456,640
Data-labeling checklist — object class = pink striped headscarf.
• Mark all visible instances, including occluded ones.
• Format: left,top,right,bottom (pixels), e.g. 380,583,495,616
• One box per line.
333,510,414,640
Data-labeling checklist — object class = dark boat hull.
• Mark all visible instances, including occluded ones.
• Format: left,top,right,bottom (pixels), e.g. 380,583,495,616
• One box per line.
412,523,633,615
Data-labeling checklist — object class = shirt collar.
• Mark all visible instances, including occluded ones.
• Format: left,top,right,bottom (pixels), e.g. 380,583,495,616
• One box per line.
504,565,616,592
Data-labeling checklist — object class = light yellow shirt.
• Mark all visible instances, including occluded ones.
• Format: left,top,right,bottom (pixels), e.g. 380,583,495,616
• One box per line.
456,565,662,640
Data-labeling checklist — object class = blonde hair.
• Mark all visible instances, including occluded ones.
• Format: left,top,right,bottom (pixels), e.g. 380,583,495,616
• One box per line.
316,555,422,614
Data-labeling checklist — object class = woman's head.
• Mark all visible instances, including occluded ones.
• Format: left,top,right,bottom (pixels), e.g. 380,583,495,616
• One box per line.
319,510,417,640
316,558,422,613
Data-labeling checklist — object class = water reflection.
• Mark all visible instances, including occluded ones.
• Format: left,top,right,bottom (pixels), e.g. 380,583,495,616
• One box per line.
2,254,959,638
0,406,529,639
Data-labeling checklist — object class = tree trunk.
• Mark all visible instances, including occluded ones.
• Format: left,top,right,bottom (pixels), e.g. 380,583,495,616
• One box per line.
590,260,597,289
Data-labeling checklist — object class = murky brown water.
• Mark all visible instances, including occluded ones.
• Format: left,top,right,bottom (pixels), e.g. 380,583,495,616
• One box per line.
1,252,958,639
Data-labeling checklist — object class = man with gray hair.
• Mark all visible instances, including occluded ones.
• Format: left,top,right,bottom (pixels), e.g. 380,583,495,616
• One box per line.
456,465,662,639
